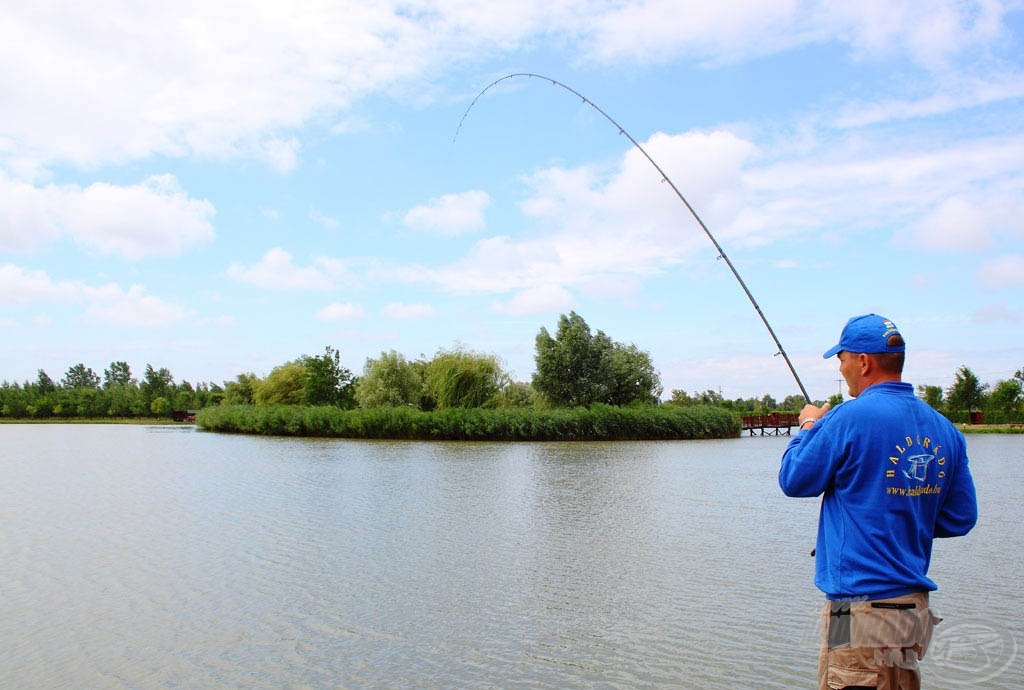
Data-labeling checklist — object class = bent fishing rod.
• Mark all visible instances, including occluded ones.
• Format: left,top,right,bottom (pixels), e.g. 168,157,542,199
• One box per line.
455,73,811,403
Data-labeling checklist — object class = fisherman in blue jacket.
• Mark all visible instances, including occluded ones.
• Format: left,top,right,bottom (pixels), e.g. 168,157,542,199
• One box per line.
780,314,977,690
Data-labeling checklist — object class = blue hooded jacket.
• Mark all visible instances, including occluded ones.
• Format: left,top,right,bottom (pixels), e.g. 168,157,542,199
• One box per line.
779,381,978,600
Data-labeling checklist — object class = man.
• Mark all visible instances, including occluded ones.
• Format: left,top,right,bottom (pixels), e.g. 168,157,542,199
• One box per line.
779,314,978,690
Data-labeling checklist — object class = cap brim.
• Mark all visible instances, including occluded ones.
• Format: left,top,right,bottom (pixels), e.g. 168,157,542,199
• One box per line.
822,344,843,359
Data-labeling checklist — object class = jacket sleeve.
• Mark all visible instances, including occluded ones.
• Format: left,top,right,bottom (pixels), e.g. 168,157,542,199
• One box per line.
934,455,978,538
778,418,843,498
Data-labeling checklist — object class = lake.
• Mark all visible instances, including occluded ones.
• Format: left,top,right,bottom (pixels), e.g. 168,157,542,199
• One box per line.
1,425,1019,688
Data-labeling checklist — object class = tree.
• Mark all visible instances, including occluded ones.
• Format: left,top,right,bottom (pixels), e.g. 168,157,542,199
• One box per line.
254,363,308,405
781,395,808,411
916,385,944,411
987,379,1022,417
302,346,356,408
194,382,224,408
493,380,537,408
946,365,988,417
141,364,175,402
174,381,196,410
36,370,57,393
223,373,259,405
62,363,101,389
72,387,107,417
666,389,695,406
533,312,614,407
355,351,423,408
530,313,662,407
104,361,135,388
0,382,29,417
150,396,172,416
606,343,662,405
423,347,507,409
693,389,723,406
105,382,137,417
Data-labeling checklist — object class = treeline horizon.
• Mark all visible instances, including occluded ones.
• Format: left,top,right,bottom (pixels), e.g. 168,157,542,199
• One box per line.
2,312,1022,425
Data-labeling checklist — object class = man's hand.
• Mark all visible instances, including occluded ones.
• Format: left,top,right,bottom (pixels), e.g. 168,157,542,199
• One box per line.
798,401,831,428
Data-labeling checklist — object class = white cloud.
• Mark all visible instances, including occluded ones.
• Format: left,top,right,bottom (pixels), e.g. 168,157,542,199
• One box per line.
81,284,186,326
0,264,77,303
5,0,1011,178
259,137,301,174
66,175,216,259
978,255,1024,289
0,173,215,259
834,73,1024,128
0,177,64,251
491,284,575,315
316,301,364,321
581,0,1009,67
227,247,334,290
403,190,491,235
401,113,1024,305
0,1,565,174
309,209,341,229
824,0,1008,66
517,128,760,255
972,302,1023,324
0,3,394,171
582,0,809,65
894,197,993,252
417,129,755,295
220,118,1024,312
740,132,1024,249
0,263,184,326
380,302,436,319
424,235,568,294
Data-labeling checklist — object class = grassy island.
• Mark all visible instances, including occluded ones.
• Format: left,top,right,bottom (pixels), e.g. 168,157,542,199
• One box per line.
195,403,740,441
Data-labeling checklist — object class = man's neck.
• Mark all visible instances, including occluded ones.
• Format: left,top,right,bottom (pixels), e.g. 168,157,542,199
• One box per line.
862,373,902,389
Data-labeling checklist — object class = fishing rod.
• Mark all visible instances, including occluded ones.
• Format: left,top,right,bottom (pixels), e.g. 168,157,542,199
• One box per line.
455,72,811,404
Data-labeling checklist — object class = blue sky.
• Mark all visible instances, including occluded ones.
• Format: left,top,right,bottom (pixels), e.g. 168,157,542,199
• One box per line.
2,1,1022,400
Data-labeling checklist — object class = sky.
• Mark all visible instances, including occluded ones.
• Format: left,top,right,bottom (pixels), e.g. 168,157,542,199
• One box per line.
2,0,1023,401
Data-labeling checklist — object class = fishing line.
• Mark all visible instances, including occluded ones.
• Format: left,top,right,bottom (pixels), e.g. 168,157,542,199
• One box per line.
454,72,811,403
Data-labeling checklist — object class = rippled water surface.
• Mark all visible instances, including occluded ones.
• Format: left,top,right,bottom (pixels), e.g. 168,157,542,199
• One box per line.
1,425,1019,688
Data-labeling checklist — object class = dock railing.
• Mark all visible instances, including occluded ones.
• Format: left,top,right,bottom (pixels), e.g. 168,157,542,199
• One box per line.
740,412,800,436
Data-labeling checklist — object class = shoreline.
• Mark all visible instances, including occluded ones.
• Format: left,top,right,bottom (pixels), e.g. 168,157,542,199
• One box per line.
957,423,1024,434
3,418,1021,435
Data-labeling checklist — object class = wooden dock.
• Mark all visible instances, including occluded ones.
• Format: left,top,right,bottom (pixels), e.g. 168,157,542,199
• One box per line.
741,412,799,436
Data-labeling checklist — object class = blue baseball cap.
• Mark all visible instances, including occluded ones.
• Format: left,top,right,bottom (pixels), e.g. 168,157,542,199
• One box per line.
823,314,905,358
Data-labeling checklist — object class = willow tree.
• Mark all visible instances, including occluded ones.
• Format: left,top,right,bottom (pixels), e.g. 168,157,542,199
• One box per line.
254,363,308,405
355,351,423,408
423,347,507,409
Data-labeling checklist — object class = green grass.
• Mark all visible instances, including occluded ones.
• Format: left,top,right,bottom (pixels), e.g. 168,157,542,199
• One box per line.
195,403,741,441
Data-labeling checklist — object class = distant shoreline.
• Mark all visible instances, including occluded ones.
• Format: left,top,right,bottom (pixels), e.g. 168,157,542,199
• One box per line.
3,417,1020,436
0,417,179,425
956,423,1024,435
